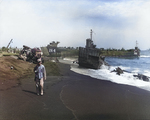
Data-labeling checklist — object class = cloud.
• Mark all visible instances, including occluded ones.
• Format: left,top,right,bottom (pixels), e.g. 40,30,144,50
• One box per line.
0,0,150,50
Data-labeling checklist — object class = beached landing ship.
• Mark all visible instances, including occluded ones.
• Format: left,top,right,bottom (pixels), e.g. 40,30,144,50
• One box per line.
78,30,107,69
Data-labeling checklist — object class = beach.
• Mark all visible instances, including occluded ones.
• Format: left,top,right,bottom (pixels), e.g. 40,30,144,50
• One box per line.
59,61,150,120
1,60,150,120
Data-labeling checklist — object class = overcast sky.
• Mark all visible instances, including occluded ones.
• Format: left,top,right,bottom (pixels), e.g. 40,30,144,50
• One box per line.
0,0,150,50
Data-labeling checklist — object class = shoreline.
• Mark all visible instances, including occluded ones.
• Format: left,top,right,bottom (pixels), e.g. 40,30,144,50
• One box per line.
63,58,150,93
59,59,150,120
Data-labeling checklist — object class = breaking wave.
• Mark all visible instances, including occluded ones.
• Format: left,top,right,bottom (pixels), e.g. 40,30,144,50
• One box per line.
70,50,150,92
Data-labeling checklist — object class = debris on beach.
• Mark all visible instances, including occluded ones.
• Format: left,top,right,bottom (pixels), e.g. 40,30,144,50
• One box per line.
18,45,44,63
133,74,150,82
73,60,78,64
111,67,150,82
10,66,13,69
111,67,124,75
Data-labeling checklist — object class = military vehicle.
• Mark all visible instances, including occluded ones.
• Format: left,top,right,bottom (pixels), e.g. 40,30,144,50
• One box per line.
18,45,44,63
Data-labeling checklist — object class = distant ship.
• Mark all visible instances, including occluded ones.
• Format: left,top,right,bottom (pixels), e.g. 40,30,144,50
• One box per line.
100,41,140,59
133,41,140,57
78,30,107,69
116,41,140,58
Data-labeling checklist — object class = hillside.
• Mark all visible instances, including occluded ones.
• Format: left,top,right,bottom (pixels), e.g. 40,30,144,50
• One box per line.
0,56,61,90
0,56,35,90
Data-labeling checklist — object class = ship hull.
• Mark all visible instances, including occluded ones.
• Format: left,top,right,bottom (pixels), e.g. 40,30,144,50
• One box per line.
78,47,104,69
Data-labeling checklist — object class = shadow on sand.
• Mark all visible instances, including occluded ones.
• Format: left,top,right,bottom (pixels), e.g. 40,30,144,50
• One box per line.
22,90,37,95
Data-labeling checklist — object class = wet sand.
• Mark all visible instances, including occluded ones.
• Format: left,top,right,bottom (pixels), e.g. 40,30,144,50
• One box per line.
1,62,150,120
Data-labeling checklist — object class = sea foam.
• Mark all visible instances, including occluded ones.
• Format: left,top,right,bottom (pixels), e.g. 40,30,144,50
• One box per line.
71,64,150,92
69,50,150,92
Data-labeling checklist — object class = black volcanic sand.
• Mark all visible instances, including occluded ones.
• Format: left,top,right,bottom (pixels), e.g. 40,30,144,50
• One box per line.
1,62,150,120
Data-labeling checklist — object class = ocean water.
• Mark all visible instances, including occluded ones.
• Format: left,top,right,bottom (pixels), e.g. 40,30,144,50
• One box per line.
70,50,150,92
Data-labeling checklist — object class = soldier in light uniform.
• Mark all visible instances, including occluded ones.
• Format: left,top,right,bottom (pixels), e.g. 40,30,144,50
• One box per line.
34,58,46,96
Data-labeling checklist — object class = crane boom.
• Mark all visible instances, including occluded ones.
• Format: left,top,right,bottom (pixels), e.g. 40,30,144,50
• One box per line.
7,39,13,48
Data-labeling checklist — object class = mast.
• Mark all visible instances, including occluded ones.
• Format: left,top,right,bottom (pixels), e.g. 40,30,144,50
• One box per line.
90,29,93,40
136,40,138,47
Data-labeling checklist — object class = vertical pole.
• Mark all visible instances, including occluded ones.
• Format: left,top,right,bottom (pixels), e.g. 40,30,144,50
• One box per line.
136,40,138,47
90,29,92,40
